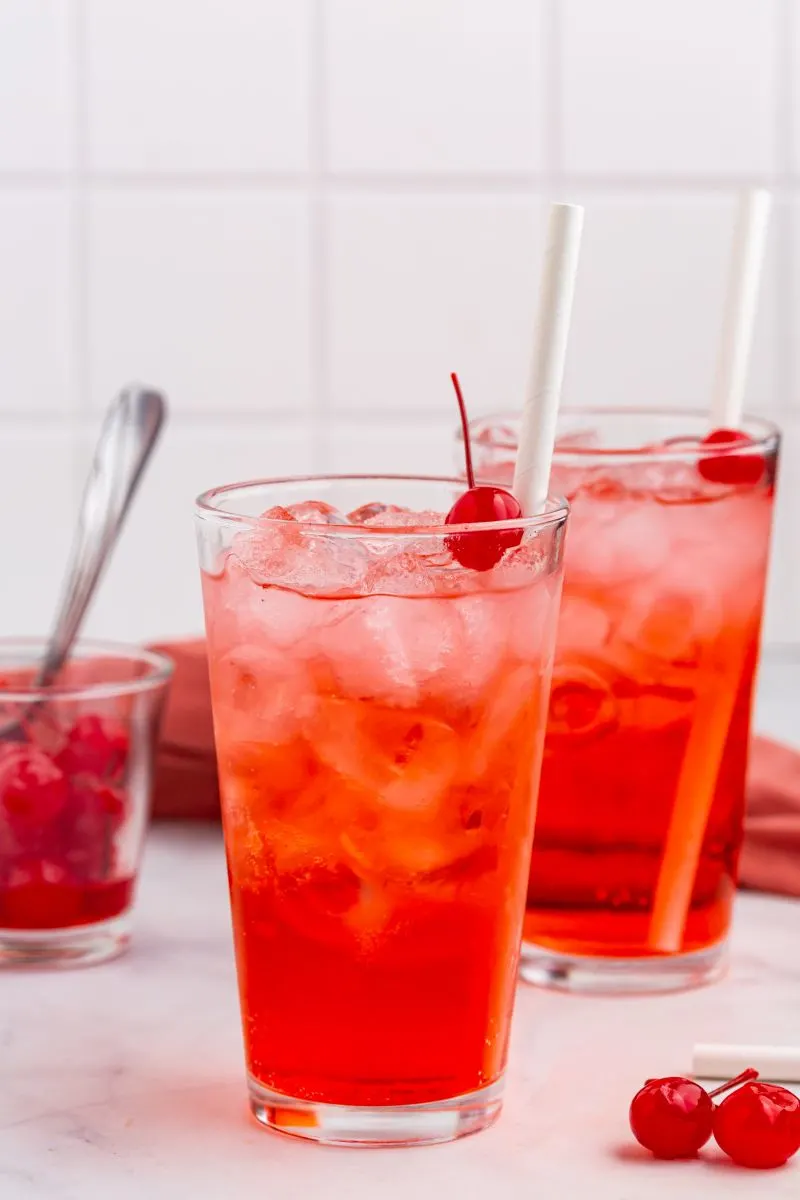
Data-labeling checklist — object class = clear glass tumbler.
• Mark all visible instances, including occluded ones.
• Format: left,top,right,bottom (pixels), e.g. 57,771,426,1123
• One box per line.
195,475,567,1146
468,409,779,994
0,639,172,967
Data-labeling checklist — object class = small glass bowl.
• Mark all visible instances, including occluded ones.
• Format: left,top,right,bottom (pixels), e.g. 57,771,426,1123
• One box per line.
0,639,172,967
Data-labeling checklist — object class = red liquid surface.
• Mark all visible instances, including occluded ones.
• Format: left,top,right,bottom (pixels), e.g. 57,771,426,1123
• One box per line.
473,436,776,959
204,539,558,1106
0,874,133,929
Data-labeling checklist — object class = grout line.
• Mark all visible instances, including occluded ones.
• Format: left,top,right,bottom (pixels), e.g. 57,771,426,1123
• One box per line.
6,171,800,194
308,0,329,473
0,413,319,436
2,403,796,430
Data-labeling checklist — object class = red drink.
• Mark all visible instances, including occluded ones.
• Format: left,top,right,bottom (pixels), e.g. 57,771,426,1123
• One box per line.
471,411,779,992
196,476,566,1145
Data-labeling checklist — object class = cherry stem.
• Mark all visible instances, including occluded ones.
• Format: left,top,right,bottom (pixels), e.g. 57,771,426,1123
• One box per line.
708,1068,759,1100
451,372,475,490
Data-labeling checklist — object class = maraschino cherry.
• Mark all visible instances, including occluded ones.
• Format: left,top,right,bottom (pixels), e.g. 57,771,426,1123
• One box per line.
629,1069,758,1160
446,372,523,571
697,428,764,486
713,1079,800,1169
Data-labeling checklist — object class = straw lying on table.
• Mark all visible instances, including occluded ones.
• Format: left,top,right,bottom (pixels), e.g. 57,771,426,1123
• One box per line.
693,1044,800,1084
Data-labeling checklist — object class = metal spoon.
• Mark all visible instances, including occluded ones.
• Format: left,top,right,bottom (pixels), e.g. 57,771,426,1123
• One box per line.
0,384,167,741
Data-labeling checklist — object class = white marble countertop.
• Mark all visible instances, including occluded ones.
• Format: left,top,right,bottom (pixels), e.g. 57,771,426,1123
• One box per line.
2,656,800,1198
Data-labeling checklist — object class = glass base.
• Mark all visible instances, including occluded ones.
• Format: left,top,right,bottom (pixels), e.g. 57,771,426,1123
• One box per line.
247,1075,504,1146
0,914,131,968
519,939,728,994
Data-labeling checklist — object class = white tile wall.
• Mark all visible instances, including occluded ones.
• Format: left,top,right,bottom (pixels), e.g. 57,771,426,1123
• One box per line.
0,2,73,172
0,0,797,646
85,1,311,174
561,193,779,412
325,0,547,174
82,421,313,643
328,195,544,414
561,0,780,176
0,192,77,415
0,431,77,635
86,190,312,414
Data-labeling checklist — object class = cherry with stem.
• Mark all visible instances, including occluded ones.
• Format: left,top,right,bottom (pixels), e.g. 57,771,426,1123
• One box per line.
707,1068,759,1099
446,372,524,571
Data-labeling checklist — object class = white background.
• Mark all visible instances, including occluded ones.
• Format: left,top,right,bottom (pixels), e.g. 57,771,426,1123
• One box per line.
0,0,796,645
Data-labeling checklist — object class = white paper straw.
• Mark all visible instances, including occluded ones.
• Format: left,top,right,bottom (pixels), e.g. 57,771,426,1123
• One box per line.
693,1044,800,1084
709,188,772,429
513,203,584,515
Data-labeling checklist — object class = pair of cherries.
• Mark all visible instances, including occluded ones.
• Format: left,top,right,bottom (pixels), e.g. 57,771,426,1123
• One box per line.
630,1070,800,1169
446,373,764,573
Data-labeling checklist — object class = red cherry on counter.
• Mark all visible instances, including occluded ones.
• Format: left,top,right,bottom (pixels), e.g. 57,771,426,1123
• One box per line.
629,1076,715,1159
713,1080,800,1169
629,1068,759,1161
446,372,523,571
697,427,765,486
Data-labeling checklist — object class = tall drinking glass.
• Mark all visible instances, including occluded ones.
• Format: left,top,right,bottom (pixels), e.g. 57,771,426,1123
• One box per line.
468,411,779,993
195,476,566,1146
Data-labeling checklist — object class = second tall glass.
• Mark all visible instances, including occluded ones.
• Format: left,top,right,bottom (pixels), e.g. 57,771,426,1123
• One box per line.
469,410,779,993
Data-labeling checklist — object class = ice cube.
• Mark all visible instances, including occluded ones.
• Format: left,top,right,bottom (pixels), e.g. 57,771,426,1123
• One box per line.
549,462,593,501
557,594,612,651
259,505,296,521
232,518,368,595
565,493,669,585
504,576,562,664
554,428,601,450
319,594,462,707
616,591,702,669
649,461,732,505
307,698,459,814
546,660,619,741
449,592,509,698
261,584,346,649
364,508,443,528
348,502,404,525
462,665,540,779
212,642,316,746
475,423,517,449
420,841,499,885
231,519,300,584
319,596,421,705
363,550,441,596
285,500,351,525
352,828,467,880
205,556,336,657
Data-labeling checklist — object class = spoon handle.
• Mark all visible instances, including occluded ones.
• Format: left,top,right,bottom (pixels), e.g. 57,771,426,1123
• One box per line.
37,385,167,688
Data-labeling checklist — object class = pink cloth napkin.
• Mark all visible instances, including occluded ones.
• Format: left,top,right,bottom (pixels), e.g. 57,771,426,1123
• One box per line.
149,640,800,899
739,735,800,896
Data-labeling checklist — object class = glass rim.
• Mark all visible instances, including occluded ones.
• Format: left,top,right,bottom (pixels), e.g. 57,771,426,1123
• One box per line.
0,638,174,702
194,473,569,536
466,406,781,464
